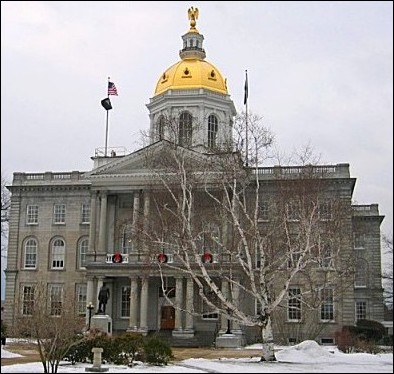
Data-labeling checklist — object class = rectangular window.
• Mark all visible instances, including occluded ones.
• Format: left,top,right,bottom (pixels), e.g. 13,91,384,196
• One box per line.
54,204,66,224
121,286,131,317
288,287,302,321
320,288,334,321
81,203,90,224
319,245,333,268
355,301,367,321
287,201,300,221
24,239,37,269
201,289,219,320
354,233,365,249
255,298,263,317
288,247,301,268
22,285,35,316
26,205,39,225
49,284,64,316
79,239,89,269
354,259,367,288
320,338,335,345
288,337,298,345
258,201,269,221
76,284,87,315
319,201,332,220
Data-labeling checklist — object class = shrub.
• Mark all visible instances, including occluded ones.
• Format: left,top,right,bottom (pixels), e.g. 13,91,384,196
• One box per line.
143,336,173,366
114,332,144,366
356,319,385,342
335,326,355,353
1,321,6,345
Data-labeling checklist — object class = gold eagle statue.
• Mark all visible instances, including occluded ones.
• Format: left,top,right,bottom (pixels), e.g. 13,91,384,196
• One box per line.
188,7,199,29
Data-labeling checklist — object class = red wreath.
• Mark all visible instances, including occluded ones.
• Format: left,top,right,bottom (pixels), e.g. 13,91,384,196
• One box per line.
157,253,168,263
202,252,213,263
112,252,123,263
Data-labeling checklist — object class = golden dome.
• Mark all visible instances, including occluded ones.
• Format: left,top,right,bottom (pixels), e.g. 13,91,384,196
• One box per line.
154,59,228,96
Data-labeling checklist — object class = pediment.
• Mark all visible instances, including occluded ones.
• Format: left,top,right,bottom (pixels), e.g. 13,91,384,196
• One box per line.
83,140,218,180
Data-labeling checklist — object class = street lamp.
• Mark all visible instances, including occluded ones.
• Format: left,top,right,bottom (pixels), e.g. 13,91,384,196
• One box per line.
87,302,94,331
226,308,232,334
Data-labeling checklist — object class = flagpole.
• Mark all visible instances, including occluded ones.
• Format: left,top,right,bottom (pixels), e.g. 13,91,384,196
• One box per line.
104,76,110,157
245,70,248,167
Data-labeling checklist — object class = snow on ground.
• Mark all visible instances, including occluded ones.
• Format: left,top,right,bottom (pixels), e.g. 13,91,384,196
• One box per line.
1,340,393,373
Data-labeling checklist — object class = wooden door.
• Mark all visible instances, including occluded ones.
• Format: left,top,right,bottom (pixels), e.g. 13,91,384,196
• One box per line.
160,305,175,330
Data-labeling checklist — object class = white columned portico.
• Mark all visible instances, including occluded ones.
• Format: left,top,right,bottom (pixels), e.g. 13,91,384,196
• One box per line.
219,280,230,334
231,280,242,334
184,277,194,335
97,192,107,256
88,193,97,261
138,279,149,335
174,277,183,331
85,277,95,326
127,277,139,331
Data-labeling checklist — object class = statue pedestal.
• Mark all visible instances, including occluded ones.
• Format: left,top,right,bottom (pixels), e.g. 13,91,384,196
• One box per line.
172,328,195,339
215,333,244,348
90,314,112,336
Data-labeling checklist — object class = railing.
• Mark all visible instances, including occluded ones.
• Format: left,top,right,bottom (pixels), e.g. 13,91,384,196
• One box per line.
104,251,223,265
252,163,350,179
13,171,87,185
352,204,380,216
106,253,129,264
94,146,127,158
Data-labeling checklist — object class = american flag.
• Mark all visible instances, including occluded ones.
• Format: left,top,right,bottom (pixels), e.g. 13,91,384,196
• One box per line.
108,81,118,96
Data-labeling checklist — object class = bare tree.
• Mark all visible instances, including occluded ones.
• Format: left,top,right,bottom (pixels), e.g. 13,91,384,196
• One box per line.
382,235,393,309
1,173,10,241
13,282,86,373
1,174,10,293
134,112,355,361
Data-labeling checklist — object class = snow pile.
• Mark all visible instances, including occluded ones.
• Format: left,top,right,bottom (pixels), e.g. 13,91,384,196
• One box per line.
276,340,335,363
1,347,23,358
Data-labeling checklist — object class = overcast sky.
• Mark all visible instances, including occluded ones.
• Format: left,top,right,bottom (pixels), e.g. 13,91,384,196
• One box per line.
1,1,393,239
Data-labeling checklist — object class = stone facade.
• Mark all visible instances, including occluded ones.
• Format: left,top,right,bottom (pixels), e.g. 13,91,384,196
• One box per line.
3,9,385,347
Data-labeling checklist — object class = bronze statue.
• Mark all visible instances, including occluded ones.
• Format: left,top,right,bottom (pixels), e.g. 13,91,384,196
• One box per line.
97,284,110,314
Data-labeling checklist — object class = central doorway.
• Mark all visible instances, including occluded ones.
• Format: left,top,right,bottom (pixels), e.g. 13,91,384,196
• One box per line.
160,305,175,330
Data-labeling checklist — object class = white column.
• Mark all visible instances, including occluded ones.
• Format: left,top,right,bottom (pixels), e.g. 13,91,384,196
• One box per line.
85,278,95,326
98,192,107,254
96,278,104,314
220,280,230,333
231,280,242,333
88,193,97,261
139,278,149,335
142,192,150,259
174,277,184,331
128,277,139,331
184,277,194,332
132,192,140,256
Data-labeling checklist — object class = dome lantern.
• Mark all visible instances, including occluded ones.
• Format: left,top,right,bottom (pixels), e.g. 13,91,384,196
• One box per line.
153,7,229,96
179,7,206,61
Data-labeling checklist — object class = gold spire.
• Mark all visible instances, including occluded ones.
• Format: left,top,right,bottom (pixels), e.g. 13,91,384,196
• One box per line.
188,6,199,32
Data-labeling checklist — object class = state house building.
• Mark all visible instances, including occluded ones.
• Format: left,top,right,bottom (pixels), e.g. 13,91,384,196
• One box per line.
4,8,385,347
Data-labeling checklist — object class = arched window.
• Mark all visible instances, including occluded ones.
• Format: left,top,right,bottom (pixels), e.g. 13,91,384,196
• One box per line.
157,115,165,140
78,238,89,269
208,115,218,149
179,112,192,146
24,238,37,269
51,238,65,269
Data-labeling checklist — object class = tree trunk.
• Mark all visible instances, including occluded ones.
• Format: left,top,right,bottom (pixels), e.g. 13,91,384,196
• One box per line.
260,316,276,361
